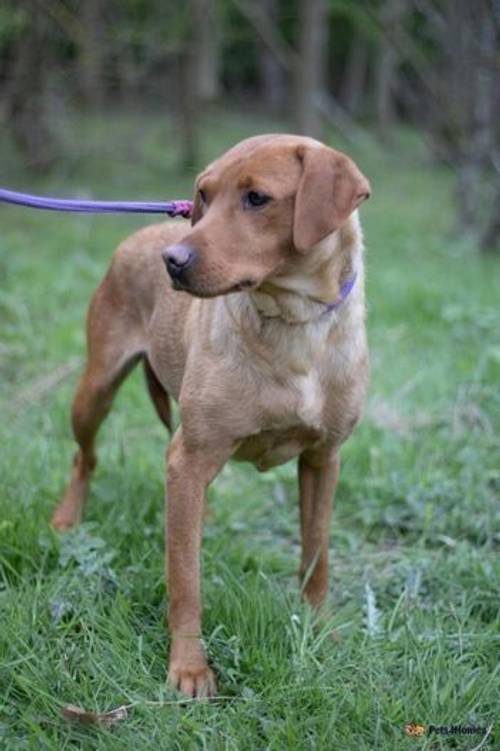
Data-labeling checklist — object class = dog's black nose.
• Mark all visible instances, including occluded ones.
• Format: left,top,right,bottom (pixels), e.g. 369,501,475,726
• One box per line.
162,244,196,280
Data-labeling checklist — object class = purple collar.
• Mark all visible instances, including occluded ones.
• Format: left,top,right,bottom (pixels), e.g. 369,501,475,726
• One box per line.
323,271,357,313
253,271,357,324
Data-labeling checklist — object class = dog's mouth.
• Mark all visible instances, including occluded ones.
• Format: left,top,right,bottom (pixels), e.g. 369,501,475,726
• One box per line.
170,278,258,297
229,279,257,292
170,278,190,292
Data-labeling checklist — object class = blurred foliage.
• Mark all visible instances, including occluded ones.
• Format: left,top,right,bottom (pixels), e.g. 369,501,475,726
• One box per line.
0,0,397,107
0,0,498,249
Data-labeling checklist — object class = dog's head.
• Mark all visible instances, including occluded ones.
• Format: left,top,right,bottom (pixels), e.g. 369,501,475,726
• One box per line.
163,134,370,297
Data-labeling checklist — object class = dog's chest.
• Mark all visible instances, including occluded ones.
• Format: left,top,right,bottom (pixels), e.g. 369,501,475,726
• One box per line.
233,370,328,470
285,370,325,429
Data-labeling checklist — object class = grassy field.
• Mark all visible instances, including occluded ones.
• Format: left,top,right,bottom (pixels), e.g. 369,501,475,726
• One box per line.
1,110,499,750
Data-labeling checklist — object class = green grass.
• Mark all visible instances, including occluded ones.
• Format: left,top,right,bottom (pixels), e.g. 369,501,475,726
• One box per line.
1,109,499,750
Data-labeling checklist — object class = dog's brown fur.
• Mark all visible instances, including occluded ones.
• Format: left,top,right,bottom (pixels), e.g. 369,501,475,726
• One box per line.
51,134,371,698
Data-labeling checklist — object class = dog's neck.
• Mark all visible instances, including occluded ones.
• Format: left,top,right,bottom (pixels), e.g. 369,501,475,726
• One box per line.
213,214,365,377
249,214,363,325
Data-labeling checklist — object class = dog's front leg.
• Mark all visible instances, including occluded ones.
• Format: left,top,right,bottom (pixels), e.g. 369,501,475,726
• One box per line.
298,448,340,609
166,427,232,698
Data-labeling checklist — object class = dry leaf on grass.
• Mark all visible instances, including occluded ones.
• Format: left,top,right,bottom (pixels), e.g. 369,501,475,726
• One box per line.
62,703,128,727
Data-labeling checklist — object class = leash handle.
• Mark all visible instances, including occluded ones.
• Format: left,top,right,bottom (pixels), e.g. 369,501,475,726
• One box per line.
0,188,193,218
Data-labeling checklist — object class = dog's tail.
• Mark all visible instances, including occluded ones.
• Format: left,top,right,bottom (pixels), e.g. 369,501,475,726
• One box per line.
143,357,173,432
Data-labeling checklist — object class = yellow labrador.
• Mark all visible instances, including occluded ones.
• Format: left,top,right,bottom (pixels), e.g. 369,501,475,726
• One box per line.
52,134,371,697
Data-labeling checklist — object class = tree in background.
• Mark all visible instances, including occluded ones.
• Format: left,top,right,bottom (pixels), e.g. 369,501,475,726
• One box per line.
294,0,327,138
257,0,287,113
194,0,220,103
412,0,499,252
0,3,58,170
0,0,498,252
375,0,408,135
79,0,105,107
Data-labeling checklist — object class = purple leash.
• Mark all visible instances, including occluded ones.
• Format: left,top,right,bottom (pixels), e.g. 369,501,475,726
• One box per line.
1,186,356,313
0,188,193,218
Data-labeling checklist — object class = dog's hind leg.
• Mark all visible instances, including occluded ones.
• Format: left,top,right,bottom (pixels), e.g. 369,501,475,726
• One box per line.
51,272,143,530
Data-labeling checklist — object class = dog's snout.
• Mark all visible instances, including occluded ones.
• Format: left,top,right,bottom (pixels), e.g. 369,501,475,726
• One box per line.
162,244,196,281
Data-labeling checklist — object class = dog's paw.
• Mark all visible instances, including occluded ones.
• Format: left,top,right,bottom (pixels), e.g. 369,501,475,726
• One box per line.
50,509,81,531
168,662,217,699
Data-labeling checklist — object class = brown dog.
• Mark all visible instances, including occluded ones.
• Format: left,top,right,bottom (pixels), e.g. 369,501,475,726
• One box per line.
51,134,371,698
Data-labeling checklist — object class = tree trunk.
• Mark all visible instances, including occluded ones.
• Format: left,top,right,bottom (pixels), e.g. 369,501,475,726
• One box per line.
177,46,199,172
257,0,287,113
375,0,407,135
340,33,369,117
4,9,56,171
294,0,327,138
191,0,220,102
78,0,105,107
446,0,498,234
480,182,500,253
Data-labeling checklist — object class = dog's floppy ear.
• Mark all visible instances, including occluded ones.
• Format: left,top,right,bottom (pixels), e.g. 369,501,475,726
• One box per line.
191,166,214,226
293,145,371,252
191,187,203,226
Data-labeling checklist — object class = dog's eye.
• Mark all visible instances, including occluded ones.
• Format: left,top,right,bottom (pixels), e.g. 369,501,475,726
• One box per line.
198,189,207,204
244,191,271,209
